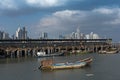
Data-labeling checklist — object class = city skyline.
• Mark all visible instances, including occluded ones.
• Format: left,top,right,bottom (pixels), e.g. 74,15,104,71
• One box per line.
0,26,101,40
0,0,120,41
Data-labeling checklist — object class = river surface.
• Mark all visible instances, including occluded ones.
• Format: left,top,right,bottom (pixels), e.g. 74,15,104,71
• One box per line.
0,53,120,80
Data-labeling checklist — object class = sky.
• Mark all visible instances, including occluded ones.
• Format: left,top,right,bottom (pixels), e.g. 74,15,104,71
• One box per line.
0,0,120,42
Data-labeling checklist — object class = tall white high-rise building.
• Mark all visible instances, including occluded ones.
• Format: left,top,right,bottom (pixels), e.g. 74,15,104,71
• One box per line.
71,32,76,39
16,27,27,39
76,27,80,39
22,27,27,39
16,27,22,39
85,34,90,39
89,32,94,39
3,32,10,39
0,31,10,39
40,32,48,39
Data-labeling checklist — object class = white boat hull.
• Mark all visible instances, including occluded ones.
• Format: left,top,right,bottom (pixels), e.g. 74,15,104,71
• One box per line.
36,52,64,57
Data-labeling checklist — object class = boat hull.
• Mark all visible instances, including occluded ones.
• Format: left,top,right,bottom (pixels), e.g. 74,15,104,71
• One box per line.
39,57,93,70
99,50,118,54
37,52,64,58
51,62,86,70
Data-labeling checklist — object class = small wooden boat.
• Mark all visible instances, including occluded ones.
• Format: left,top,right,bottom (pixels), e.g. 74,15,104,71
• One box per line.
39,57,93,70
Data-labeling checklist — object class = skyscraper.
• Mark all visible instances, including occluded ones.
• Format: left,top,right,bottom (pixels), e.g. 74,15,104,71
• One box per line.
3,32,10,39
71,32,75,39
89,32,94,39
0,31,10,39
16,27,22,39
0,31,3,39
16,27,27,39
76,27,80,39
22,27,27,39
40,32,48,39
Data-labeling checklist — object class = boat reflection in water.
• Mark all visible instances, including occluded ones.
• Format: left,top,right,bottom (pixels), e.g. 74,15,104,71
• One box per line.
39,57,93,70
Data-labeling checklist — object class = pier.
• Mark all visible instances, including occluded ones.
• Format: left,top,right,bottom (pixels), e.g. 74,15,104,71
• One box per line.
0,39,112,58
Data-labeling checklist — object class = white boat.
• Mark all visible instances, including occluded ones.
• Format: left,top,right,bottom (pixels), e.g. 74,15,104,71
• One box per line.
36,52,64,57
37,52,46,56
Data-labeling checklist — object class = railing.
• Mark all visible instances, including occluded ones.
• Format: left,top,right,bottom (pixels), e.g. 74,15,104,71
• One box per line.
0,39,111,48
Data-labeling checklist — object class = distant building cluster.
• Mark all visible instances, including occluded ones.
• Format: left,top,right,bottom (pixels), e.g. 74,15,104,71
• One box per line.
0,26,101,40
0,27,28,40
59,28,100,39
85,32,100,39
0,26,49,40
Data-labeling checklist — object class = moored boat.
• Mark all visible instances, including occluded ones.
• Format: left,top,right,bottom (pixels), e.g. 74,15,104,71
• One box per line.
98,50,118,54
98,48,119,54
36,52,64,58
39,57,93,70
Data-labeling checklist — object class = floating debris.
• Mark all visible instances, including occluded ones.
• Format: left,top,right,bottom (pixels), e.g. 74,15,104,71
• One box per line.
86,74,94,77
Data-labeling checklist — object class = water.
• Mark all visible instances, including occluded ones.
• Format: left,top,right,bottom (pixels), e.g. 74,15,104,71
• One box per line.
0,53,120,80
